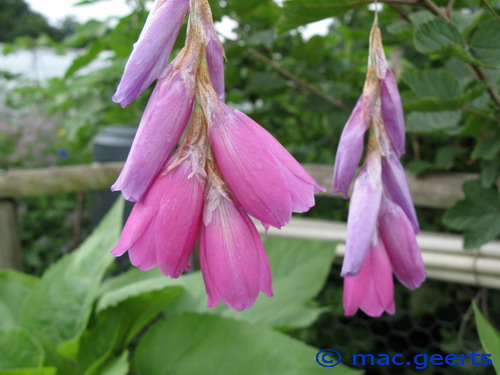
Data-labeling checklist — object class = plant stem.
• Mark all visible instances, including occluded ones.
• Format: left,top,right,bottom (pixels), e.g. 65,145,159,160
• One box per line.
246,48,350,111
482,0,500,21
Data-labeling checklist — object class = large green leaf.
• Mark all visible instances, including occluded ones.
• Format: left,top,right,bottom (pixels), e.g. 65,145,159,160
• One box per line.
78,287,182,375
133,314,360,375
0,272,38,331
99,237,336,329
470,19,500,68
19,198,124,359
443,180,500,249
472,303,500,373
0,330,44,369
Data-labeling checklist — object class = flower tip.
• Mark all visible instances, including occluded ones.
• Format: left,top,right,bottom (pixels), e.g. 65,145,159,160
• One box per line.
341,269,360,278
315,185,327,194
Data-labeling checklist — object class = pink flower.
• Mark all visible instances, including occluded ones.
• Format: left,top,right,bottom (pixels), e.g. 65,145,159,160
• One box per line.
112,47,201,202
203,98,324,229
343,239,395,317
199,177,273,311
112,0,190,107
112,149,205,278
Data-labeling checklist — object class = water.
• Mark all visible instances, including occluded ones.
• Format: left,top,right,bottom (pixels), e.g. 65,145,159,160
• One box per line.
0,45,111,81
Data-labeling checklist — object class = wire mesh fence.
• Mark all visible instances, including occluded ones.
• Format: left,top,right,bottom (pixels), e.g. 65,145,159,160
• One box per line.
295,268,499,374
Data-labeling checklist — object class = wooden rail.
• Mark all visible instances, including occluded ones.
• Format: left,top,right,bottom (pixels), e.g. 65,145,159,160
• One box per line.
0,162,476,208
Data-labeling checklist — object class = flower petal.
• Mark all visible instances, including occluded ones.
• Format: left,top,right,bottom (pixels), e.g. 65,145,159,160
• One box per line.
341,152,382,277
380,68,405,156
111,167,174,268
154,159,205,278
378,194,426,290
200,186,273,311
112,0,189,107
204,27,225,100
207,103,293,228
382,151,419,233
111,69,195,202
332,95,369,198
343,239,395,317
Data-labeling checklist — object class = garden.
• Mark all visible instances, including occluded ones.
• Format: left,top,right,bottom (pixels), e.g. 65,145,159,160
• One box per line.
0,0,499,374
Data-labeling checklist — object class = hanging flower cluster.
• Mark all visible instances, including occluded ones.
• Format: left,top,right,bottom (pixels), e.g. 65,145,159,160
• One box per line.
111,0,324,311
332,22,426,317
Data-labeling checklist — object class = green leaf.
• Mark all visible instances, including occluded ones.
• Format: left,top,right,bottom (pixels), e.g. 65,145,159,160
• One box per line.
414,18,464,53
0,271,38,331
19,198,124,359
406,111,461,133
168,237,336,329
100,237,336,330
0,369,56,375
99,351,129,375
0,330,44,369
443,180,500,249
279,0,372,32
65,42,106,78
133,314,360,375
402,69,485,111
79,287,182,375
472,302,500,373
471,137,500,160
404,69,461,99
481,160,498,188
470,19,500,68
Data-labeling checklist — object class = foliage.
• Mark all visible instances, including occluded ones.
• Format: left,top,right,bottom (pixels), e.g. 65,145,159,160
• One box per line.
3,0,499,247
0,200,356,374
473,302,500,374
0,0,75,43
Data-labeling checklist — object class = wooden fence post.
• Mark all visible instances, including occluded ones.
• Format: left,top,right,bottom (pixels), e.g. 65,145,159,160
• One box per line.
0,199,23,270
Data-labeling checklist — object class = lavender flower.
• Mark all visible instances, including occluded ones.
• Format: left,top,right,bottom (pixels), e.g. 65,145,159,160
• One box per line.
333,23,425,317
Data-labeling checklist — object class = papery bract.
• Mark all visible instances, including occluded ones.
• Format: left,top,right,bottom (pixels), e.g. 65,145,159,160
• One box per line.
200,183,273,311
343,240,395,317
332,96,369,198
112,154,205,277
378,195,426,290
206,100,324,229
112,51,199,202
112,0,190,107
341,152,382,277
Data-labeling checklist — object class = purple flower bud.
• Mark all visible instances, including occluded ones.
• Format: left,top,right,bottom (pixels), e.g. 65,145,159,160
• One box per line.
341,152,382,277
378,195,426,290
204,23,225,100
112,49,199,202
112,0,189,107
380,68,405,156
382,150,420,233
332,95,370,198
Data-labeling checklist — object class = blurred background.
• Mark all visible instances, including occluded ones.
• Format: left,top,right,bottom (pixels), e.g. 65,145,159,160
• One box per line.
0,0,499,374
